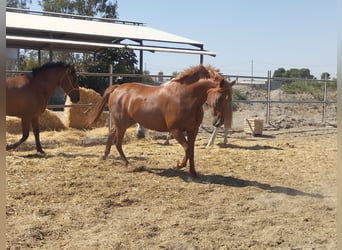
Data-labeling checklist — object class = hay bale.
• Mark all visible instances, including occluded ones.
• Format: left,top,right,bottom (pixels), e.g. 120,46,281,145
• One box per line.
6,117,22,134
40,109,66,131
64,87,108,129
6,109,65,134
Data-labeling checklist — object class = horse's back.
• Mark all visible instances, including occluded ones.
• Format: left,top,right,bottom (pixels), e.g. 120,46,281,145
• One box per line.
6,75,30,89
109,82,165,102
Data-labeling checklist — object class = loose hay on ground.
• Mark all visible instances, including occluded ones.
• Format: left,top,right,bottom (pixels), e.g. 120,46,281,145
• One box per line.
6,126,336,249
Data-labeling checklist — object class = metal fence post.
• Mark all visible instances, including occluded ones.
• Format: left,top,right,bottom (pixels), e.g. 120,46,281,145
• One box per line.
266,70,271,125
322,75,327,124
108,64,113,133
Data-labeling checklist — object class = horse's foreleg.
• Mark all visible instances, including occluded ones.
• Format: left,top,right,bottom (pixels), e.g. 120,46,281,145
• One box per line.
223,128,229,145
185,130,198,178
170,129,189,170
32,117,45,154
6,118,30,151
206,127,218,148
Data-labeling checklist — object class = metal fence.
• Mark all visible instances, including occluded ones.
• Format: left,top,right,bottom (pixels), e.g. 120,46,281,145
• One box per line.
6,69,337,128
226,71,337,127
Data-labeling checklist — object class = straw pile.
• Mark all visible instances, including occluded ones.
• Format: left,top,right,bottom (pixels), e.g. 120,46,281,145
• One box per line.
64,87,108,129
6,109,65,134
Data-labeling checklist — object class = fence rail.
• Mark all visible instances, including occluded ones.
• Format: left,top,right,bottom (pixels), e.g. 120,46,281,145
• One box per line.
6,69,337,127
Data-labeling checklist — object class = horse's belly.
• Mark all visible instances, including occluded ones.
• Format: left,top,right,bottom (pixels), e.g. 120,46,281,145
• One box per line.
6,90,43,117
138,119,169,132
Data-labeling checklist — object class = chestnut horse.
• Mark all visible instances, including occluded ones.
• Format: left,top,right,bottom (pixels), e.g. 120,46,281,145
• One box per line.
6,62,80,153
88,65,235,178
136,75,235,147
205,77,235,147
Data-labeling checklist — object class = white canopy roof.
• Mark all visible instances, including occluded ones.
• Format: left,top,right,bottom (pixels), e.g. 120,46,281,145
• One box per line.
6,8,216,56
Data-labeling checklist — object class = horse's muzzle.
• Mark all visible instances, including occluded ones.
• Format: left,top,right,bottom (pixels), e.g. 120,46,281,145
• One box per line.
69,89,80,103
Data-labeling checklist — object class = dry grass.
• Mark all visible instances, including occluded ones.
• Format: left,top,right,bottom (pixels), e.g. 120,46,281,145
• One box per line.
6,124,337,249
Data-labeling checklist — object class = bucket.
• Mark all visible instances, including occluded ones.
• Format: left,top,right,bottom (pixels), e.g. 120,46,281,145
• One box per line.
244,118,264,136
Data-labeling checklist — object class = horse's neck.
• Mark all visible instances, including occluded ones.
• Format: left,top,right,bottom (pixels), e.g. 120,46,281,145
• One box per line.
33,70,63,97
161,79,173,86
189,80,216,105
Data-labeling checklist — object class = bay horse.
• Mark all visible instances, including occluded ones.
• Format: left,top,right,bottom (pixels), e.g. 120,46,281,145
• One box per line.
88,65,235,178
6,62,80,153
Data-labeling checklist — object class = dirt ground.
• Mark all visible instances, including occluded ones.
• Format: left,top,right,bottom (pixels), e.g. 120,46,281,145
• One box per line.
6,121,336,249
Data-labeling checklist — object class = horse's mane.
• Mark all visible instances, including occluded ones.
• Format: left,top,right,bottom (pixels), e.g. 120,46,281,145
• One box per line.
173,64,210,84
205,65,225,82
31,61,68,76
173,64,226,84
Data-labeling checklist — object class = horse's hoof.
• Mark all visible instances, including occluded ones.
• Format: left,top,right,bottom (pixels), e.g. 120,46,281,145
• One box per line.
100,156,107,160
174,161,186,169
191,173,198,179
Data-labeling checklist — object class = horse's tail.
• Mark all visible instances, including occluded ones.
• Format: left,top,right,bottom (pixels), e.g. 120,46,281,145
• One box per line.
224,100,233,130
87,85,118,126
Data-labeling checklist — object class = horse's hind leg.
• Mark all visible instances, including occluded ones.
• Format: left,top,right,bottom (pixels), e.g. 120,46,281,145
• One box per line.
114,128,130,166
115,126,143,172
223,128,229,145
101,128,115,160
32,117,45,154
170,129,189,169
6,118,30,151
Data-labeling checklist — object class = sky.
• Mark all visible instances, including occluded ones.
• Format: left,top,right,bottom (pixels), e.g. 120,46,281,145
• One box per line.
28,0,337,79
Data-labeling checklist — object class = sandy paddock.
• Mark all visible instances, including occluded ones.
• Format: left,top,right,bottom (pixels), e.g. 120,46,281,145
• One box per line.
6,123,336,249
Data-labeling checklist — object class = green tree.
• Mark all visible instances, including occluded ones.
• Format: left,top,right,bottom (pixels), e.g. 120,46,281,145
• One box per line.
40,0,118,17
273,68,286,78
321,72,330,80
6,0,31,8
81,48,140,94
273,67,314,79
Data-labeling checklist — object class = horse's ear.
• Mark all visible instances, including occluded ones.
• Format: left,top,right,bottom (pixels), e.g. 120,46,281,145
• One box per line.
220,79,225,87
229,79,236,87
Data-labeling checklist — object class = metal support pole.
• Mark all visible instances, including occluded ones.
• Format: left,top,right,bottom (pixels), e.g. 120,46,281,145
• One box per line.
49,48,53,62
139,41,144,74
322,75,327,124
199,45,204,64
108,64,113,133
265,70,271,125
38,49,41,65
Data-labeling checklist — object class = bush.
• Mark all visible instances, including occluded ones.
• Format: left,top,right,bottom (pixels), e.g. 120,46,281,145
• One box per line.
281,81,326,100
